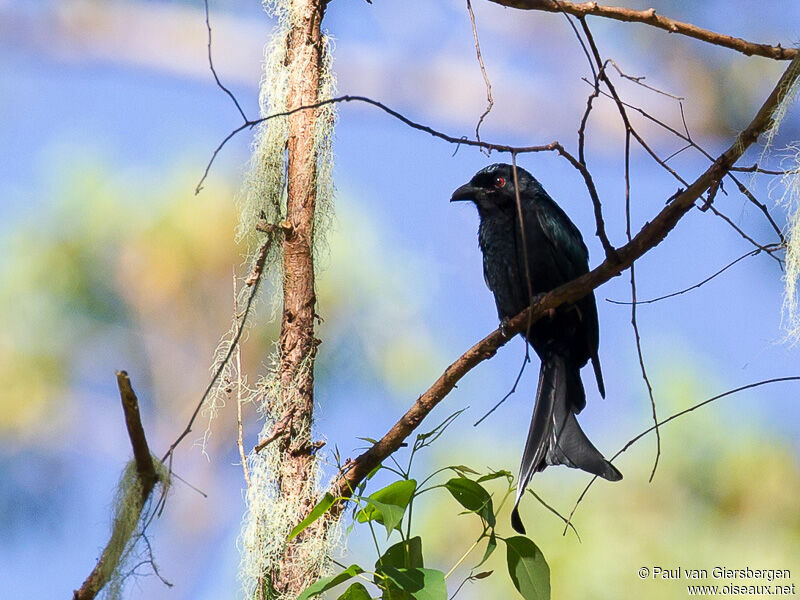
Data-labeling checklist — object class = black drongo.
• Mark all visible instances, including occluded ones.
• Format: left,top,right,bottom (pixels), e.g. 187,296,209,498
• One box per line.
451,163,621,534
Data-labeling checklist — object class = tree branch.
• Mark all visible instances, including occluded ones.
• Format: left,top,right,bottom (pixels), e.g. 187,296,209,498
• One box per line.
329,53,800,508
488,0,797,61
269,0,329,596
73,371,158,600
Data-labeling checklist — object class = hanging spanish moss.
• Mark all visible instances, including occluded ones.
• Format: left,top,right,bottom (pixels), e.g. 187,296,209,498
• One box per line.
760,58,800,344
102,458,171,600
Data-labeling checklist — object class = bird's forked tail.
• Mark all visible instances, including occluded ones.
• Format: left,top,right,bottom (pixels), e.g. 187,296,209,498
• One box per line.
510,354,622,534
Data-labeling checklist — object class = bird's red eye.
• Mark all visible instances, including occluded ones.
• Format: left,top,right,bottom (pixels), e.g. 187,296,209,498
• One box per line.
494,176,505,188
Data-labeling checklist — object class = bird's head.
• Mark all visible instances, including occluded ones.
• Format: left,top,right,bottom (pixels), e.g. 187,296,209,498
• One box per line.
450,163,540,213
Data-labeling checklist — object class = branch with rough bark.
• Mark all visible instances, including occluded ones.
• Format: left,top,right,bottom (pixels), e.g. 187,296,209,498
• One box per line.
269,0,329,597
73,372,159,600
329,52,800,507
488,0,798,61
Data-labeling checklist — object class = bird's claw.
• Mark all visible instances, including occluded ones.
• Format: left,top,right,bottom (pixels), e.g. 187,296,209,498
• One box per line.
499,317,511,338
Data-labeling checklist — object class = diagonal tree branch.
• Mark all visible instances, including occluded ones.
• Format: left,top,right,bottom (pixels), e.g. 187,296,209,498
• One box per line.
488,0,798,61
328,53,800,509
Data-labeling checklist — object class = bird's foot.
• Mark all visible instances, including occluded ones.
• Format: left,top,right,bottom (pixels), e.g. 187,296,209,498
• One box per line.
499,317,511,338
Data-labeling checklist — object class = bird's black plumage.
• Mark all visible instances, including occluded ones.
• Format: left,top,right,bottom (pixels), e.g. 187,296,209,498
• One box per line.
451,163,621,534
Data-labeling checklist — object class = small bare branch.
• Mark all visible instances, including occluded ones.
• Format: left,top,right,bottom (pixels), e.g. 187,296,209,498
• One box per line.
527,489,581,542
162,236,273,466
204,0,247,122
576,17,662,482
233,272,251,489
73,372,159,600
198,92,619,256
488,0,797,61
606,244,783,306
606,59,684,100
466,0,495,147
254,410,295,453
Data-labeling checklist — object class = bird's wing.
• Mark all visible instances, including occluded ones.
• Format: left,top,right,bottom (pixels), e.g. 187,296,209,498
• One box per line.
526,197,605,397
529,198,589,281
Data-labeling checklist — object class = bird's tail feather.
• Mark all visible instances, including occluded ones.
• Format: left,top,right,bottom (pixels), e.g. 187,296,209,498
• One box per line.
511,354,621,534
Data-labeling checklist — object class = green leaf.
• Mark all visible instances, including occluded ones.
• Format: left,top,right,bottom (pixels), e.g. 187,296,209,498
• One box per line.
476,469,513,484
505,536,550,600
338,582,372,600
357,498,405,536
448,465,479,477
358,436,379,445
298,564,365,600
376,536,424,570
444,477,495,528
381,567,447,600
355,464,383,502
356,479,416,536
475,531,497,569
288,492,335,540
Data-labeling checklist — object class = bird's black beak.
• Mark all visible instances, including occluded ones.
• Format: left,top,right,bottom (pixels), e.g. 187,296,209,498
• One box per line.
450,183,477,203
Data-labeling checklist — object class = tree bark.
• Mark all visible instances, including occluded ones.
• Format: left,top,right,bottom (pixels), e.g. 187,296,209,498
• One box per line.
270,0,328,597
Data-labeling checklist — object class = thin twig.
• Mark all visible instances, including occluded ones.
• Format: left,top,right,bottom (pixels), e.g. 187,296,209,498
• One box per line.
162,237,272,466
564,11,600,166
662,143,693,163
727,173,786,243
466,0,494,149
473,337,530,427
562,376,800,535
254,409,294,453
204,0,247,122
586,81,787,245
606,59,684,100
606,245,783,306
732,163,800,176
707,204,783,266
233,271,251,489
197,93,618,258
527,489,581,542
625,137,661,482
629,259,659,482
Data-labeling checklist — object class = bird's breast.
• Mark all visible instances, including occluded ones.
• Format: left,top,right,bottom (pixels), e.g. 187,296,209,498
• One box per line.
478,216,529,318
